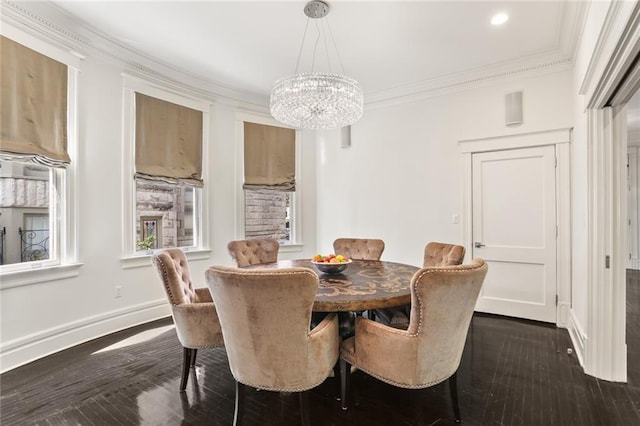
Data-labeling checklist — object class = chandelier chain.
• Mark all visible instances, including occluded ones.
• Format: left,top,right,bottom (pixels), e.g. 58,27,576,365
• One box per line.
321,18,332,73
325,15,346,75
311,19,321,72
294,17,311,74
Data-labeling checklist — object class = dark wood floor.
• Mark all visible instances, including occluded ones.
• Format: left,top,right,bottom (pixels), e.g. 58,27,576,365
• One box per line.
2,272,639,425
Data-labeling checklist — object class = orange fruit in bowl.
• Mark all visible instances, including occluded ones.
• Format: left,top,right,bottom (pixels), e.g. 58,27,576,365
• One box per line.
312,253,350,264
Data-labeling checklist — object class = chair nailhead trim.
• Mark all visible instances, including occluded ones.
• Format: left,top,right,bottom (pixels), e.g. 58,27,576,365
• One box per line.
340,357,453,389
155,257,179,306
237,373,334,393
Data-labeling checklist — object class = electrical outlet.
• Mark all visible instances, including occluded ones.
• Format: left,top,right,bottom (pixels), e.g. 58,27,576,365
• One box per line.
115,285,123,298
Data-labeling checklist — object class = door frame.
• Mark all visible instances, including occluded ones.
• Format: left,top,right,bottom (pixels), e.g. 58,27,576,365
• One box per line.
459,128,572,328
579,1,640,382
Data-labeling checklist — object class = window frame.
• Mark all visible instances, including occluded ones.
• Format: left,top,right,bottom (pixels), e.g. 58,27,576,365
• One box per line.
235,112,303,251
121,75,211,268
0,25,81,288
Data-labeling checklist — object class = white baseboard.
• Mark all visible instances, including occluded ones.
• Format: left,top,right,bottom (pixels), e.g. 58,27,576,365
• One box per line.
566,308,586,367
0,299,171,373
557,302,571,328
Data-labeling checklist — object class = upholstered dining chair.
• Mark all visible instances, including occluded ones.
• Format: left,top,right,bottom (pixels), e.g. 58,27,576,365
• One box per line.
374,242,466,328
152,249,224,391
333,238,385,261
331,238,385,327
339,259,488,423
423,241,466,267
205,266,340,426
227,238,279,267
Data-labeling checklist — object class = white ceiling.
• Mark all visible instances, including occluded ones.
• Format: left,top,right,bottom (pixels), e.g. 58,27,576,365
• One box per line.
50,0,579,101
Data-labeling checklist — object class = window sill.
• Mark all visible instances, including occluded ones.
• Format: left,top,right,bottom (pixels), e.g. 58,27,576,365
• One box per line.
0,263,84,290
121,248,212,269
279,243,304,253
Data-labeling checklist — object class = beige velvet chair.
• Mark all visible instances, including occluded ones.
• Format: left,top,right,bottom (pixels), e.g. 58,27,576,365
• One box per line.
331,238,385,328
423,241,466,267
205,265,340,426
333,238,385,261
339,259,487,422
152,249,224,391
374,242,466,328
227,238,279,267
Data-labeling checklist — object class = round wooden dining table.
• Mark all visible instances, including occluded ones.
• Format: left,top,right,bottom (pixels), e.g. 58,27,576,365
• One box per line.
246,259,420,312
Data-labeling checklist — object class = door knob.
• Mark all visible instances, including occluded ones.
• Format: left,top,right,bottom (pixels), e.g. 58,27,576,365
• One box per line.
474,242,486,248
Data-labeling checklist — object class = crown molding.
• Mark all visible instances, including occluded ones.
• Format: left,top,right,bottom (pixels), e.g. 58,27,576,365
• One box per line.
2,0,587,111
580,0,640,108
365,56,573,110
1,0,268,109
558,0,590,62
364,0,586,109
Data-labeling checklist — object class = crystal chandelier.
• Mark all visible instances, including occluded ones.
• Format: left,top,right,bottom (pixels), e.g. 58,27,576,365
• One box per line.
270,1,363,130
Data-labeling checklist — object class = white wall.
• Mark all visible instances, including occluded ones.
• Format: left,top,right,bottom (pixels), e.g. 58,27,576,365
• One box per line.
0,46,318,372
317,71,573,267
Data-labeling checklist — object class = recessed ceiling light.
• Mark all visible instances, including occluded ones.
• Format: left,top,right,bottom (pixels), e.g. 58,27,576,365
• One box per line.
491,13,509,26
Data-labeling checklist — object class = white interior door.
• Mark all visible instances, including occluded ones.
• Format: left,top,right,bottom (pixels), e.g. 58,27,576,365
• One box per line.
472,145,557,323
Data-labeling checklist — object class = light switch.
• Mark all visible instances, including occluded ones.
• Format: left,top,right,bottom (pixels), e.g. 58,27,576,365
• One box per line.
452,214,459,224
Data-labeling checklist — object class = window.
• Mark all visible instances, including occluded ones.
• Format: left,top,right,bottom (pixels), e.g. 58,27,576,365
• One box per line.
0,34,78,275
22,214,50,262
122,78,209,260
242,122,297,244
0,161,55,265
244,189,292,242
135,180,196,251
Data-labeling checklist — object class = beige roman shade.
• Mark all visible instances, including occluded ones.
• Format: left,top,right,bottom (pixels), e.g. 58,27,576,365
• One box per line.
0,36,70,167
135,93,203,186
243,122,295,191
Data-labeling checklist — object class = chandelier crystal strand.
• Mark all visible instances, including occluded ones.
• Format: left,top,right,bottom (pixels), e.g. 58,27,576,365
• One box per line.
271,72,363,130
270,1,363,130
